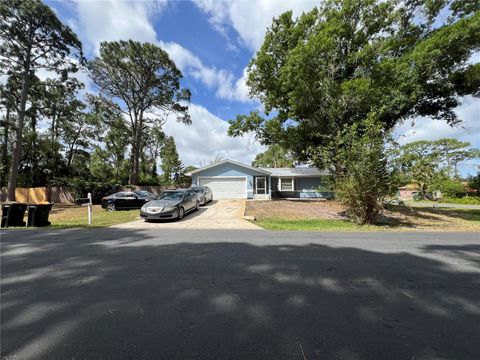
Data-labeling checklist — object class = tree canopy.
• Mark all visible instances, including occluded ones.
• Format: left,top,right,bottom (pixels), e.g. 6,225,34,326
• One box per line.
229,0,480,168
1,0,84,200
395,138,479,196
252,144,294,168
1,5,195,196
88,40,191,185
160,136,185,186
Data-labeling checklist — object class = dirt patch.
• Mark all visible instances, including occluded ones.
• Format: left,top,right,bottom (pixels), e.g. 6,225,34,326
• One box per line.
245,200,480,231
245,200,347,220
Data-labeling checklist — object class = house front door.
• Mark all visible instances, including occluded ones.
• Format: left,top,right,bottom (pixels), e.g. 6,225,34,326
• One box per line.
255,176,267,195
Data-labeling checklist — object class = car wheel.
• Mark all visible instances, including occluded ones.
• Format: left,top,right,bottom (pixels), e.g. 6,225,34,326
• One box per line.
178,206,185,220
195,201,199,211
106,203,116,212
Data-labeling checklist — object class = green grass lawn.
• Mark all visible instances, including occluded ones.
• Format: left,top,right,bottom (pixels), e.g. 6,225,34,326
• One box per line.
439,197,480,205
254,218,381,231
48,205,140,228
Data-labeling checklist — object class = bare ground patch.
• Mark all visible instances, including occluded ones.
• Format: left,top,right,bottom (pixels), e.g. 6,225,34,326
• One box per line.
245,200,346,220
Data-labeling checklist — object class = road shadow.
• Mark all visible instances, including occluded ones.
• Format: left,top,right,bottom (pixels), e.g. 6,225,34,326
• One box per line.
422,244,480,267
1,230,479,359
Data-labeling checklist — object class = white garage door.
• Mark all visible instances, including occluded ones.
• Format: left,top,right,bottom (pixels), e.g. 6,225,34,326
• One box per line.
198,177,247,199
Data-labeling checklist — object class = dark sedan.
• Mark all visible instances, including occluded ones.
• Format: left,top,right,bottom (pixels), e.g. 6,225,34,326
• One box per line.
140,189,199,221
101,191,155,211
191,186,213,205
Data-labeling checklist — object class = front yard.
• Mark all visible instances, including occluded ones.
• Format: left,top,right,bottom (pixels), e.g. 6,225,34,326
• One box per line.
33,205,140,228
47,205,140,228
245,200,480,231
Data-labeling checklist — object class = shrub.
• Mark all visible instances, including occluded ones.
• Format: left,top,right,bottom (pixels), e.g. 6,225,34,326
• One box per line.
436,178,466,198
334,117,398,225
468,173,480,194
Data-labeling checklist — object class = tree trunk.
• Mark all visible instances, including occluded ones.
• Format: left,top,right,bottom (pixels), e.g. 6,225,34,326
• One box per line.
51,111,56,143
365,193,379,225
115,156,120,183
30,112,39,186
128,152,136,184
6,61,31,201
129,111,143,185
128,111,139,185
133,134,141,184
129,144,140,185
1,108,10,187
67,125,83,169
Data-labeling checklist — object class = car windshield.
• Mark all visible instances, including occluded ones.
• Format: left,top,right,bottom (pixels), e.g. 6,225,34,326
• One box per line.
192,187,204,194
135,191,152,198
157,192,184,201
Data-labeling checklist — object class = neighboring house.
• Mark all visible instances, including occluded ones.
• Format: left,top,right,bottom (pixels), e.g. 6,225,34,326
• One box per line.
186,159,332,200
398,184,421,199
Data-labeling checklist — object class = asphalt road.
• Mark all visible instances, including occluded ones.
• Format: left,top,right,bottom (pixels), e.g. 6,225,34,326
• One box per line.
1,229,479,360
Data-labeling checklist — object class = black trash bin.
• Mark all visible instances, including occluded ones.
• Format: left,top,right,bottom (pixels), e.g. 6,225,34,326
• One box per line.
1,203,27,227
27,203,53,227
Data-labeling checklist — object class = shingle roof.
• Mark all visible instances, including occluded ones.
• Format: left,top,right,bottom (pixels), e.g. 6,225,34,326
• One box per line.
259,167,330,177
185,159,271,176
184,159,330,177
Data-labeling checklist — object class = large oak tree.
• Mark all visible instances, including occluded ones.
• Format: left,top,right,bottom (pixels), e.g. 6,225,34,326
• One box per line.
229,0,480,168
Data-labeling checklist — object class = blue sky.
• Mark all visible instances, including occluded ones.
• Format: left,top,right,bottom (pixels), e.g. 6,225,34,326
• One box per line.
44,0,480,175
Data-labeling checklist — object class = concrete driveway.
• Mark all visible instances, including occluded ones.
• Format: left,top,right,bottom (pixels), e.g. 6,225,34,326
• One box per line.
113,199,261,229
1,230,479,360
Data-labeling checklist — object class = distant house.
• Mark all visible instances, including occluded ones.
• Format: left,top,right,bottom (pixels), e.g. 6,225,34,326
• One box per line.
186,159,332,200
398,184,421,199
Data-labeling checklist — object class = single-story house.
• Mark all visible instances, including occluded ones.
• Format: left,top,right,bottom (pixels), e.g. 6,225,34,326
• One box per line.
186,159,333,200
398,184,421,199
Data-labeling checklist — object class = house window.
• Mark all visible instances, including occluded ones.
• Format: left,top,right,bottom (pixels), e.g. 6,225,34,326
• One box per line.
280,178,294,191
255,176,267,195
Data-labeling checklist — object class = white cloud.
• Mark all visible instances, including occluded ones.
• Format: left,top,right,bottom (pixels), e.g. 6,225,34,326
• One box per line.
395,97,480,144
51,1,261,168
215,67,250,102
194,0,318,52
71,1,252,103
75,0,164,54
161,103,265,167
395,96,480,175
159,40,252,102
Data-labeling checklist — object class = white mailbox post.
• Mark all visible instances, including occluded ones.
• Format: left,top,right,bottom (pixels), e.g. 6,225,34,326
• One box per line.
87,192,92,225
